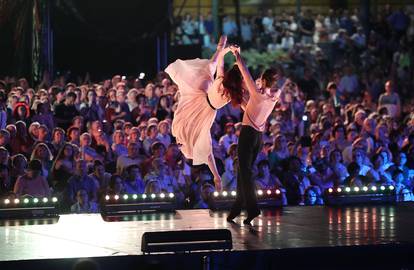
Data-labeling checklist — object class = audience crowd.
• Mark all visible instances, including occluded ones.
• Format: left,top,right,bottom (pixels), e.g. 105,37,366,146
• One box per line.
1,5,414,213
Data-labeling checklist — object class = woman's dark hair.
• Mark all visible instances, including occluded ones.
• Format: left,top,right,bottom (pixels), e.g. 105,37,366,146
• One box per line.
260,68,278,88
222,65,243,106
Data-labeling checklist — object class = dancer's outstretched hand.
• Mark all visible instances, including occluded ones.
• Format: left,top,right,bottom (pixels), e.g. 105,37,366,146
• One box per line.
229,44,241,55
214,177,222,192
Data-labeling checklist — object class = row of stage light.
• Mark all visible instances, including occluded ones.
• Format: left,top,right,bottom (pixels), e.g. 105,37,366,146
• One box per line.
0,185,398,219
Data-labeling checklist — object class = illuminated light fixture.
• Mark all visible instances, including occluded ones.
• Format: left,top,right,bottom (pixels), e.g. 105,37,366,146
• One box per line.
142,194,147,199
213,191,219,197
23,198,29,204
105,195,110,201
257,190,263,196
168,193,174,198
345,187,351,192
52,197,58,203
371,186,377,191
14,199,20,204
389,186,395,191
159,193,166,199
151,194,156,199
328,188,333,193
42,198,48,203
132,194,138,200
380,186,386,191
231,191,237,196
222,191,228,197
362,186,368,192
123,194,129,200
114,195,120,200
33,198,39,203
337,188,342,193
4,199,10,205
266,190,272,195
354,187,360,192
275,189,281,195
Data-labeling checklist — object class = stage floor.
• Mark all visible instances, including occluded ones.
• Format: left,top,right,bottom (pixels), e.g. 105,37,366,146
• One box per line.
1,204,414,262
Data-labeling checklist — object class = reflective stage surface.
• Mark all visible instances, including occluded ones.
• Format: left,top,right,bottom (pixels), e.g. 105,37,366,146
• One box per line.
1,204,414,262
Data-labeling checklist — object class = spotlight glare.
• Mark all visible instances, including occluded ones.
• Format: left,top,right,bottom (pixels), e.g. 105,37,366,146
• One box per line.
132,194,138,199
168,193,174,198
222,191,228,197
114,195,120,200
4,199,10,205
23,198,29,204
362,186,368,192
337,187,342,193
151,193,156,199
42,197,48,203
257,190,263,196
389,185,395,191
14,198,20,204
231,191,237,196
275,189,281,195
328,188,333,193
160,193,166,199
123,194,129,200
345,187,351,192
142,194,147,199
105,195,110,201
354,187,360,192
266,190,272,195
213,191,219,197
371,186,377,191
380,186,386,191
33,198,39,203
52,197,58,203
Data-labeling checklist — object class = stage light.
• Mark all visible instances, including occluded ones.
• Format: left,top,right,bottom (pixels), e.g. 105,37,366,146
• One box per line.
4,199,10,205
231,191,237,196
337,187,342,193
380,186,386,191
328,188,333,193
42,198,48,203
13,199,19,204
362,186,368,192
345,187,351,192
160,193,166,199
105,195,110,201
123,194,129,200
33,198,39,204
213,191,219,197
354,187,360,192
23,198,29,204
222,191,228,197
139,72,145,79
132,194,138,199
389,186,395,191
168,193,174,198
114,195,120,200
275,189,281,195
266,190,272,195
142,194,147,199
371,186,377,191
151,194,156,199
52,197,58,203
257,190,263,196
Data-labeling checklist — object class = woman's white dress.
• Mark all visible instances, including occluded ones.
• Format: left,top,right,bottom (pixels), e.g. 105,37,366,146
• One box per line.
165,58,230,165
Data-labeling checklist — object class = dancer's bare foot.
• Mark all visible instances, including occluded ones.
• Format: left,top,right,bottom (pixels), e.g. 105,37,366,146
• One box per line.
217,35,227,51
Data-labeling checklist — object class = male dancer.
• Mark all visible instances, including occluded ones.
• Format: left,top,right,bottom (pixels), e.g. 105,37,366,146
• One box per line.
227,48,285,225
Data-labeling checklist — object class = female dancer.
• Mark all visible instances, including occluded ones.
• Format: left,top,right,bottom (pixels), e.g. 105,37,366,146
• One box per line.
165,36,242,191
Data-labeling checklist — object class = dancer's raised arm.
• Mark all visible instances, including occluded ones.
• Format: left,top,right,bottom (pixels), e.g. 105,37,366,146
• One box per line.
232,49,258,95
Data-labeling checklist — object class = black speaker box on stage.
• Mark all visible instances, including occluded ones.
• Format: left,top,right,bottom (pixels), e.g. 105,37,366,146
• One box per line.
141,229,232,254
